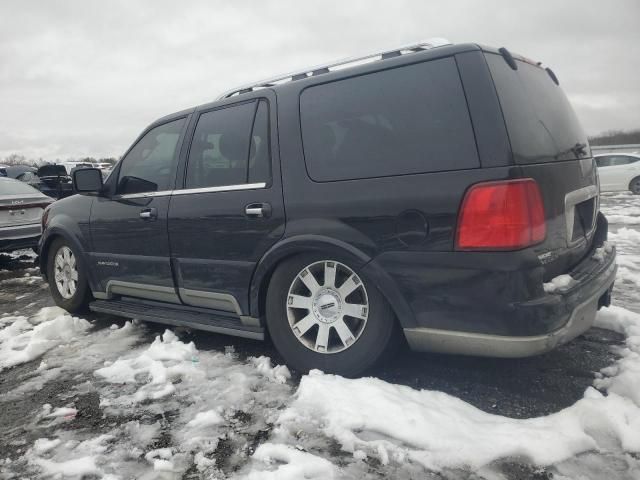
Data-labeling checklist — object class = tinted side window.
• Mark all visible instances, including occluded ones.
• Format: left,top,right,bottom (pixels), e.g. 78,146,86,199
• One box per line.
300,57,479,182
117,118,185,195
609,156,633,166
186,100,271,189
595,157,611,167
248,101,271,184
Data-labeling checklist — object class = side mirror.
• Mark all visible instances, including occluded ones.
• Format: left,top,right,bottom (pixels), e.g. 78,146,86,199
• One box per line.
73,168,104,193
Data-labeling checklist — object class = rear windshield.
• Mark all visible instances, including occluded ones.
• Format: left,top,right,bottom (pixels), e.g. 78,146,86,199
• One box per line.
0,179,40,195
300,57,480,181
485,53,589,163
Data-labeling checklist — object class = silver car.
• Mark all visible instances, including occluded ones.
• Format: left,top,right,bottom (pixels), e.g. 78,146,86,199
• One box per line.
0,177,54,253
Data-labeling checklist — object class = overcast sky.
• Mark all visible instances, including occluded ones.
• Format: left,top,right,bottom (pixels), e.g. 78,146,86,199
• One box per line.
0,0,638,161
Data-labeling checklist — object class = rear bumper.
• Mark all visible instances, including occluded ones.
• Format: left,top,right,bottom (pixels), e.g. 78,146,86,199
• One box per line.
369,233,617,357
403,249,616,357
0,223,41,252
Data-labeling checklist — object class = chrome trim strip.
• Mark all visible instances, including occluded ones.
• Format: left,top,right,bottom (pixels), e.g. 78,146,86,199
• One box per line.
114,182,267,200
172,182,266,196
178,287,242,315
565,185,598,246
105,280,181,304
118,190,173,200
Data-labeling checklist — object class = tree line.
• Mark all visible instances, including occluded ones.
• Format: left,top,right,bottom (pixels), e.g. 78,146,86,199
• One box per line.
1,154,119,167
589,129,640,146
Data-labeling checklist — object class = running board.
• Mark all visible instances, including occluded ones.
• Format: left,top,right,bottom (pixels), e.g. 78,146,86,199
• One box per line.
89,299,264,340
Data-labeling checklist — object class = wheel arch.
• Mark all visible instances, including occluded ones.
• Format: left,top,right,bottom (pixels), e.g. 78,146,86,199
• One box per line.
39,224,99,293
629,175,640,194
249,234,416,329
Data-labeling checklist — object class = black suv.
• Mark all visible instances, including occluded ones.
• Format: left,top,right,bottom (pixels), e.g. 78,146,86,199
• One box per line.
40,41,617,376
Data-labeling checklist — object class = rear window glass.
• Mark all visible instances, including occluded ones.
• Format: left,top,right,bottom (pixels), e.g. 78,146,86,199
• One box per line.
0,178,39,195
300,57,480,181
485,53,589,164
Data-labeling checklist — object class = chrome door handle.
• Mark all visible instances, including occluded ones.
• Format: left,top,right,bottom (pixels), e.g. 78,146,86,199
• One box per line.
139,208,157,220
245,203,271,218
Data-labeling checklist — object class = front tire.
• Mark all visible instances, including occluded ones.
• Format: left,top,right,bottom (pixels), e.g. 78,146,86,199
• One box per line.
266,254,397,377
46,238,92,313
629,177,640,195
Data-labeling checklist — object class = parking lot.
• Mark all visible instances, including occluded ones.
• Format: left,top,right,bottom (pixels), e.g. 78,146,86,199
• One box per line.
0,192,639,479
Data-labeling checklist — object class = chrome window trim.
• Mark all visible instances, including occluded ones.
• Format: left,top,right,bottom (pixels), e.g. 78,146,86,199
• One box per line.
114,182,267,200
117,190,174,200
172,182,267,196
565,185,598,246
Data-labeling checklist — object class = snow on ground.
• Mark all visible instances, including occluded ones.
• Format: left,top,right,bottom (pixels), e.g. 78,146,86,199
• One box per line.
241,307,640,478
0,192,639,479
0,307,90,372
2,305,639,479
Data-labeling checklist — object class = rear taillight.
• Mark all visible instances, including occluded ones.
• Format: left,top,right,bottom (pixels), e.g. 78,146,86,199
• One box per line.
455,179,546,251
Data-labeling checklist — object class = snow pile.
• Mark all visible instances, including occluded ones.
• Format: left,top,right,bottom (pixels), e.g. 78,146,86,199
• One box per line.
250,356,291,384
594,306,640,405
95,329,200,404
0,306,90,372
610,227,640,243
609,228,640,289
246,306,640,474
81,330,292,477
543,274,574,293
247,444,337,480
592,241,613,263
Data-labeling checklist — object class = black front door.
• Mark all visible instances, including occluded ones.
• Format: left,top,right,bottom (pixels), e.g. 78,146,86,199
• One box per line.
168,96,284,317
89,116,187,302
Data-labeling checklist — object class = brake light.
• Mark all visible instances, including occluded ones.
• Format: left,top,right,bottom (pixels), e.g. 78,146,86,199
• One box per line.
456,179,546,250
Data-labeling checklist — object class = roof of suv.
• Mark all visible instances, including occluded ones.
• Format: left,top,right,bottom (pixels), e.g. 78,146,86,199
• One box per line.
152,42,488,127
151,42,543,132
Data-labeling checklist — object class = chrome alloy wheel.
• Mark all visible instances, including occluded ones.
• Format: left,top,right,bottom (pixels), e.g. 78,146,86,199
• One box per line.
286,260,369,354
54,246,78,299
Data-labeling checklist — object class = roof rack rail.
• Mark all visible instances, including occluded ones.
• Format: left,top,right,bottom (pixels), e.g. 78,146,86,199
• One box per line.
217,38,452,100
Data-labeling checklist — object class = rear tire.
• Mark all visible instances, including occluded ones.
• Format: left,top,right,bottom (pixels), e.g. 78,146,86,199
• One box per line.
46,238,92,313
266,253,398,377
629,177,640,195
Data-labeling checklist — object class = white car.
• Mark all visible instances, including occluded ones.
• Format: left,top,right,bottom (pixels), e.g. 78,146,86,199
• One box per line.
595,153,640,194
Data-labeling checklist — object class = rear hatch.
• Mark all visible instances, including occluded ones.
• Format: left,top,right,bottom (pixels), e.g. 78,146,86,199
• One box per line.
485,51,598,280
37,165,68,177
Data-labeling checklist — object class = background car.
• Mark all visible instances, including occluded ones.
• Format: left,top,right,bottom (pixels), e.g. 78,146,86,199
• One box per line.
5,164,36,179
0,177,53,252
17,164,74,199
595,153,640,194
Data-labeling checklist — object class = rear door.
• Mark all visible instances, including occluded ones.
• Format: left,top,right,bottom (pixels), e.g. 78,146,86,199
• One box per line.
89,117,187,302
484,52,598,278
168,94,284,317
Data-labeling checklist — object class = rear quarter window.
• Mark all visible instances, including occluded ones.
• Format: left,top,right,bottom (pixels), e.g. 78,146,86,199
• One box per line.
485,53,589,164
300,57,480,182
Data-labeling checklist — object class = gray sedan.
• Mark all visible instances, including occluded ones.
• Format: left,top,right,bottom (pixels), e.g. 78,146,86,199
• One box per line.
0,177,54,253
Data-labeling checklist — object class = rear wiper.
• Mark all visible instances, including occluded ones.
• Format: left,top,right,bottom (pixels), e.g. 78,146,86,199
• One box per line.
571,142,587,157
